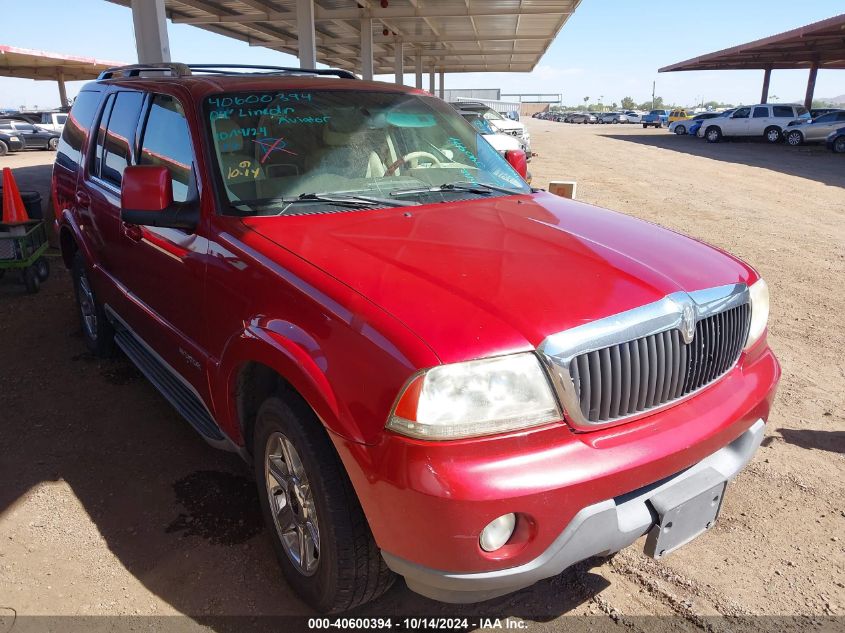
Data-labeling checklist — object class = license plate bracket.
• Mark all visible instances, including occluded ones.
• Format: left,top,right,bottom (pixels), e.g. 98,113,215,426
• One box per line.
644,468,727,559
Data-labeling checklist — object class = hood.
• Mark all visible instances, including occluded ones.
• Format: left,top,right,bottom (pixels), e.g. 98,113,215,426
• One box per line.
242,192,754,365
482,133,522,152
489,119,523,132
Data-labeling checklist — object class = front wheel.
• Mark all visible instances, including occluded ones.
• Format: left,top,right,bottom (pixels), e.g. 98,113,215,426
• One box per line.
705,126,723,143
765,126,782,144
675,125,686,135
0,140,8,156
48,138,59,151
834,136,845,154
255,396,394,613
786,130,803,146
642,124,648,129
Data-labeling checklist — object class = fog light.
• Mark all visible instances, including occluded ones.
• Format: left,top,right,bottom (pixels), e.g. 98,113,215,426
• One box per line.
479,513,516,552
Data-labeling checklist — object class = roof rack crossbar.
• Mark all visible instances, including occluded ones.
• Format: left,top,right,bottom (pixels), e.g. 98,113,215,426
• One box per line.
98,63,357,81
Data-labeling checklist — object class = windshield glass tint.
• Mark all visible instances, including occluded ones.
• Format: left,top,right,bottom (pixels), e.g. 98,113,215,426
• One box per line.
205,90,529,213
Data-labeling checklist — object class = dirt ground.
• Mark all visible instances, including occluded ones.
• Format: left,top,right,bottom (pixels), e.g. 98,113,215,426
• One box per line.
0,125,843,632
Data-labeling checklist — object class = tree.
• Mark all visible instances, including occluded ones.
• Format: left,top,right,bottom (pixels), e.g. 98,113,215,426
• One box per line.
583,96,590,111
621,96,636,110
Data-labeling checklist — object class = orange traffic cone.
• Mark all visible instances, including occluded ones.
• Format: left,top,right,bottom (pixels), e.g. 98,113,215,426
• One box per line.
2,167,30,224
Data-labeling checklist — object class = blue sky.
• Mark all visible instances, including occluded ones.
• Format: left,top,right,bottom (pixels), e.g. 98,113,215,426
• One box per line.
1,0,842,109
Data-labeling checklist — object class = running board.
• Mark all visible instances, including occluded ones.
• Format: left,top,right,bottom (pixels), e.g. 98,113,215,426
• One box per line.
113,327,225,442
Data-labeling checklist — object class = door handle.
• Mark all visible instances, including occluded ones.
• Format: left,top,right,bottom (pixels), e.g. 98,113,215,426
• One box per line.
122,222,143,242
75,190,90,207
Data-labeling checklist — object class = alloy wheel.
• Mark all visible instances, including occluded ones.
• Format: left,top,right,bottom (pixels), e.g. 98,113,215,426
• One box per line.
265,432,321,576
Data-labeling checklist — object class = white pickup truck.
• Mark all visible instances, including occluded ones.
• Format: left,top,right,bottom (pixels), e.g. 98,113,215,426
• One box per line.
18,111,68,133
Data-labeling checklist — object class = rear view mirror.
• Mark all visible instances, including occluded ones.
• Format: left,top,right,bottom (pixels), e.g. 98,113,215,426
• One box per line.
505,149,528,180
121,165,197,230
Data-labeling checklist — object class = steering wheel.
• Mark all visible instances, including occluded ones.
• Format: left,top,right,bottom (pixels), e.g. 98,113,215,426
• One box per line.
385,151,443,176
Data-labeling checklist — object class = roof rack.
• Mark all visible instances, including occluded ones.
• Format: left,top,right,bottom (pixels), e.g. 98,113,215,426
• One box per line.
97,63,357,81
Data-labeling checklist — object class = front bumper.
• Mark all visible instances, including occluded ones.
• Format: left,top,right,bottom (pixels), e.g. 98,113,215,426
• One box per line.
382,419,764,603
332,345,779,600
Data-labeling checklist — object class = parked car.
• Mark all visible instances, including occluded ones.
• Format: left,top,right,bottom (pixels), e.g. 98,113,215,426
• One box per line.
669,112,722,136
642,109,670,128
0,118,60,150
0,129,24,156
53,62,780,614
668,109,691,123
783,110,845,146
699,103,811,143
450,101,531,153
568,112,596,124
459,110,530,158
624,111,644,124
827,126,845,153
598,112,629,124
688,110,735,137
16,110,69,133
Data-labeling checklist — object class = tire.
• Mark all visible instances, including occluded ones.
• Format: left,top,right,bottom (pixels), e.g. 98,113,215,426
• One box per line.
0,140,7,157
254,396,394,613
764,126,782,144
48,137,59,151
705,126,723,143
675,125,686,135
785,130,803,146
23,266,40,294
834,136,845,154
34,257,50,282
642,124,648,129
71,251,114,357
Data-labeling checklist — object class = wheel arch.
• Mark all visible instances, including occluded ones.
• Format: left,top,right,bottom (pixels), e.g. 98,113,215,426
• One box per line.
218,324,351,455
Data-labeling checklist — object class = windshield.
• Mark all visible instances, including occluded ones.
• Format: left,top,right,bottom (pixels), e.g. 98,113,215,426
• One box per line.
205,90,529,215
462,113,496,135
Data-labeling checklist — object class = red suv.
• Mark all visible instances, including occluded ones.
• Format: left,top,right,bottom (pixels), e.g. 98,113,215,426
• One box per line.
52,64,780,613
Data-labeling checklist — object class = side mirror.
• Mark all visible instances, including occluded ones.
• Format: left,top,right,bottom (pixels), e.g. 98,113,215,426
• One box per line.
505,149,528,180
121,165,197,230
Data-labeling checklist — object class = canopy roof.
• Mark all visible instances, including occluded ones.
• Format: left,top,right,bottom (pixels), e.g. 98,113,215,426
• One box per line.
107,0,582,74
0,45,125,81
659,13,845,72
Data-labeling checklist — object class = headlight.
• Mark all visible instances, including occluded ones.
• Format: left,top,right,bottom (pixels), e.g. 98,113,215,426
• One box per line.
388,353,560,440
744,278,769,350
9,136,19,142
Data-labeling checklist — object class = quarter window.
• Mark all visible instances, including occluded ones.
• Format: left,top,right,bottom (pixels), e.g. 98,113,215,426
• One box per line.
139,94,196,203
57,90,101,170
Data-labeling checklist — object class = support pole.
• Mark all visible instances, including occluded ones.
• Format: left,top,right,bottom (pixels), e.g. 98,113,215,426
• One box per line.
429,68,435,94
360,18,373,80
296,0,317,69
760,68,772,104
804,63,819,110
57,71,68,108
130,0,170,63
394,41,403,85
415,51,423,89
438,69,444,99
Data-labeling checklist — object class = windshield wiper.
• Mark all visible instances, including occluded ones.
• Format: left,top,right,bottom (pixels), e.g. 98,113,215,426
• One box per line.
389,181,523,198
232,192,417,214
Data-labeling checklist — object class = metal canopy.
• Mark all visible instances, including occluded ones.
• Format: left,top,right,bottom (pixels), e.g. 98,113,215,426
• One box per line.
0,45,124,81
659,13,845,72
106,0,582,75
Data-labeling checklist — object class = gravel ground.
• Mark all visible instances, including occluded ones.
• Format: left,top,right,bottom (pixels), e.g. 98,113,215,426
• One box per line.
0,125,843,632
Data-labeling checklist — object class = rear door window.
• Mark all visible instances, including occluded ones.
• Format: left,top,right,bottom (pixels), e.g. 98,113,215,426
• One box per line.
772,105,795,118
138,94,196,203
753,107,769,118
100,91,144,188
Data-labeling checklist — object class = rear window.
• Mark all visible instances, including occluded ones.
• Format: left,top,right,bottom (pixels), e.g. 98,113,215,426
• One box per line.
56,91,101,170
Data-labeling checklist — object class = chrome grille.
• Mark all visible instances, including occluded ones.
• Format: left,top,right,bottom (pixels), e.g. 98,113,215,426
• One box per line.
539,283,752,430
569,303,750,423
